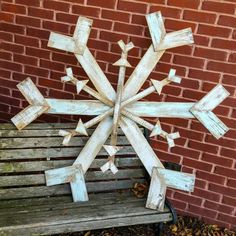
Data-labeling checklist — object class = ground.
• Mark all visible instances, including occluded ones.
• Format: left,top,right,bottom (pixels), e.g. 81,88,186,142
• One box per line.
55,215,235,236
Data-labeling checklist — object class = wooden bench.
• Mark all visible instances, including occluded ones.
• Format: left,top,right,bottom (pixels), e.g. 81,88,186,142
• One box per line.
0,123,176,236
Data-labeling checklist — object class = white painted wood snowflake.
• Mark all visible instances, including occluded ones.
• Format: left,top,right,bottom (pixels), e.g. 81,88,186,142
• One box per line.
11,12,229,211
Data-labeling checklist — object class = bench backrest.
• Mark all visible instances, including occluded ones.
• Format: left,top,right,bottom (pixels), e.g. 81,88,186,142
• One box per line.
0,123,147,200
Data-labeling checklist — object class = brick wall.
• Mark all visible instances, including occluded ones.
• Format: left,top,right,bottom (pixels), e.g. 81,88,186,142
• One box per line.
0,0,235,230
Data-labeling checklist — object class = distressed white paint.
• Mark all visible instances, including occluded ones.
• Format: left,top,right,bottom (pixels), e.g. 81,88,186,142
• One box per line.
190,84,230,139
146,167,166,211
146,11,166,51
11,78,50,130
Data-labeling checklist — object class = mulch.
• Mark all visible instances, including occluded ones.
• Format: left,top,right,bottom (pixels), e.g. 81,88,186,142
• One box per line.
55,215,235,236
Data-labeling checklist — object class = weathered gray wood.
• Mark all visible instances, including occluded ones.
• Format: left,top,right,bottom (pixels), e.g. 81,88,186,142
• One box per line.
0,179,145,200
0,146,136,160
0,158,142,173
0,135,129,149
0,211,172,236
0,169,145,187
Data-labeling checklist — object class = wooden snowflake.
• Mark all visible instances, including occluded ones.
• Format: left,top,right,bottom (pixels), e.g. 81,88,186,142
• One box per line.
11,12,229,211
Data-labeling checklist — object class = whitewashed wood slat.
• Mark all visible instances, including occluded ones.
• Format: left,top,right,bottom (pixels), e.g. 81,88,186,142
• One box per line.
127,102,195,118
146,167,166,211
48,32,116,101
73,16,93,55
120,117,195,192
11,78,50,130
146,11,166,51
0,158,142,173
70,164,89,202
46,99,109,116
190,84,230,139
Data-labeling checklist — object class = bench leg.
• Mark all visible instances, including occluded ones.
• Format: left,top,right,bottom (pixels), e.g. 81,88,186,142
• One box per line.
154,222,164,236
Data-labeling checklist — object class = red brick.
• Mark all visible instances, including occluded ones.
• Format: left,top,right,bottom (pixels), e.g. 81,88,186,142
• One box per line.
188,140,219,154
222,196,236,207
0,95,21,107
170,199,187,211
44,0,70,12
43,20,69,34
165,19,197,31
52,52,77,65
174,192,202,206
169,45,193,55
28,7,54,20
194,47,227,61
0,87,11,96
215,166,236,179
12,72,36,82
0,78,18,88
149,5,182,19
56,13,77,24
1,22,25,34
0,32,13,42
203,153,233,168
15,35,39,47
227,179,236,188
173,55,204,69
218,15,236,28
228,53,236,63
217,213,236,225
129,35,150,49
72,5,100,18
223,74,236,86
194,188,221,202
0,69,11,79
24,65,49,77
38,78,63,90
26,47,51,60
117,0,147,14
183,158,213,172
93,18,112,30
194,34,210,46
2,3,26,14
211,38,236,51
197,24,232,38
188,69,220,83
27,27,50,40
168,0,200,9
114,22,143,35
183,10,216,24
207,61,236,74
181,78,200,90
16,15,41,27
0,12,14,22
15,0,40,6
204,201,234,215
205,134,236,150
197,170,226,185
188,204,217,218
88,0,116,9
100,30,128,43
0,51,12,60
40,59,65,72
0,60,22,72
102,9,130,23
49,89,73,99
202,1,235,14
14,54,38,66
0,103,10,113
2,42,24,54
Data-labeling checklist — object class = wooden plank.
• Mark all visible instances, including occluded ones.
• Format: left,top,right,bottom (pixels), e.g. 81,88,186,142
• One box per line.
0,211,172,236
146,11,166,51
0,179,145,200
146,167,166,211
0,135,129,149
11,78,50,130
0,146,136,160
0,169,145,187
73,16,93,55
120,117,195,192
0,158,142,173
70,165,89,202
127,102,195,118
46,99,109,116
190,84,230,139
